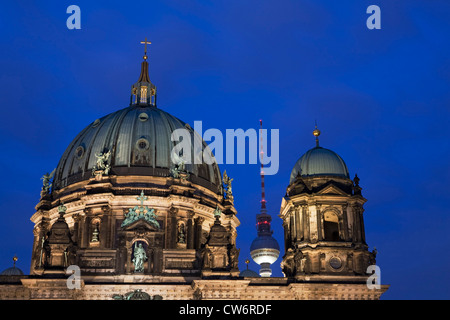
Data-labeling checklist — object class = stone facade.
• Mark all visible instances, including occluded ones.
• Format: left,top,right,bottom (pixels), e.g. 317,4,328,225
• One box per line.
29,173,239,278
0,277,388,300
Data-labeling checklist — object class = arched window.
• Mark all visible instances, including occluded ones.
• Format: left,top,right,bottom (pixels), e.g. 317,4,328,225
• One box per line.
140,86,148,103
323,211,340,241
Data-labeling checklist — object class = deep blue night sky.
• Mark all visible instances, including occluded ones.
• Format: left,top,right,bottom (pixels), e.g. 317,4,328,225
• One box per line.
0,1,449,299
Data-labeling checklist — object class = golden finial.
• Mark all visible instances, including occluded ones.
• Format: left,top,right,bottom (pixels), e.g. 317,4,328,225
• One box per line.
13,255,18,267
313,121,321,147
140,37,152,60
245,259,250,269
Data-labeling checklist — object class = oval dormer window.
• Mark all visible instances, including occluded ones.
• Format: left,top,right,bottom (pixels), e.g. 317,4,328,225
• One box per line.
139,113,148,122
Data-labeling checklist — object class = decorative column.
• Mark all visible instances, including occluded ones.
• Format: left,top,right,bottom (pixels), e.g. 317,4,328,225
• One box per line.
187,211,195,249
360,207,366,244
82,209,91,248
194,217,205,250
352,205,362,243
126,246,132,274
316,204,323,241
283,220,290,250
295,205,302,241
342,204,349,241
146,248,153,274
72,213,81,245
289,210,296,244
302,205,310,242
169,207,178,249
154,248,162,273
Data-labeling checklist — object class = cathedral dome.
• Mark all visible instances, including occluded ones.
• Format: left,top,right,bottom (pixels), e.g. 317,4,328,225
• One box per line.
53,105,221,192
0,257,23,276
0,267,24,276
289,126,349,184
289,146,349,184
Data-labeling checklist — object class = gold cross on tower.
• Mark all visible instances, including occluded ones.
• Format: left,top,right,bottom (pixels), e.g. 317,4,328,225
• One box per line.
140,37,152,60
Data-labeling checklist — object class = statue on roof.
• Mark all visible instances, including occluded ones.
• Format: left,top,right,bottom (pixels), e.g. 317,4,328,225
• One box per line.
41,168,55,195
121,191,160,229
170,150,190,181
92,150,111,177
223,170,234,201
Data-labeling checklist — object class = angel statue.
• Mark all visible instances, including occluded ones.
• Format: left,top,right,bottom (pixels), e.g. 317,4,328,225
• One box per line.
171,150,186,172
92,150,111,176
41,168,56,194
223,170,234,201
170,150,189,180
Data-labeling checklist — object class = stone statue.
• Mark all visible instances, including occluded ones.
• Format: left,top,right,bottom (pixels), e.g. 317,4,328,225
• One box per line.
201,246,212,269
132,243,147,273
177,223,186,244
112,289,162,300
301,254,310,274
281,248,295,276
121,192,160,229
169,151,190,181
294,250,304,274
170,165,180,179
41,168,55,194
171,151,186,172
92,150,111,177
91,224,99,242
228,245,240,270
370,247,377,265
223,170,234,201
213,205,222,219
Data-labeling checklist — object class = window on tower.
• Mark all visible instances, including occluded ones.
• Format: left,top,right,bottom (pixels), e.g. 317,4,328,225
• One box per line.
323,211,340,241
140,86,148,103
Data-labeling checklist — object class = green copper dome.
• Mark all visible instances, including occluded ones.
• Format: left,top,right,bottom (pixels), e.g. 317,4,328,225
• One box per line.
289,146,349,184
0,266,24,276
52,105,222,192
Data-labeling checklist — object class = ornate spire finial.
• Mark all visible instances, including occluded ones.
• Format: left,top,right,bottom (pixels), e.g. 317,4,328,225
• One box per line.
313,121,321,147
131,37,157,106
13,255,18,267
140,37,151,60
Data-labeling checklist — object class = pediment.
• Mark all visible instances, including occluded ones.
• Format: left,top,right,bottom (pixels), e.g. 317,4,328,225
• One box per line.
121,218,160,232
316,184,348,196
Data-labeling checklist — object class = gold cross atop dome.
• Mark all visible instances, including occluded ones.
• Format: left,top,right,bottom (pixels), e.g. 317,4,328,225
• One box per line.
140,37,152,60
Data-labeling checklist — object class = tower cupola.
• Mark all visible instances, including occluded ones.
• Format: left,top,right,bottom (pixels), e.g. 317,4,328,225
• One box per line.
130,38,157,106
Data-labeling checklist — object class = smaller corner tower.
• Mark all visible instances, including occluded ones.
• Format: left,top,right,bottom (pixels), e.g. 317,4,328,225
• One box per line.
279,124,377,282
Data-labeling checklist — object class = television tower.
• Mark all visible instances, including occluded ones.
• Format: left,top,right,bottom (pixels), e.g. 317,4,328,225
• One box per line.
250,120,280,277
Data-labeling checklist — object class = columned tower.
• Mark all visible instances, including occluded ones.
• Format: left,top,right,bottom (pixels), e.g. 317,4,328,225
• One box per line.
250,120,280,277
280,126,377,282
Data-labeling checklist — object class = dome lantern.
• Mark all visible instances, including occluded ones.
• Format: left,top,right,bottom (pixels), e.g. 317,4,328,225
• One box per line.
130,37,157,107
